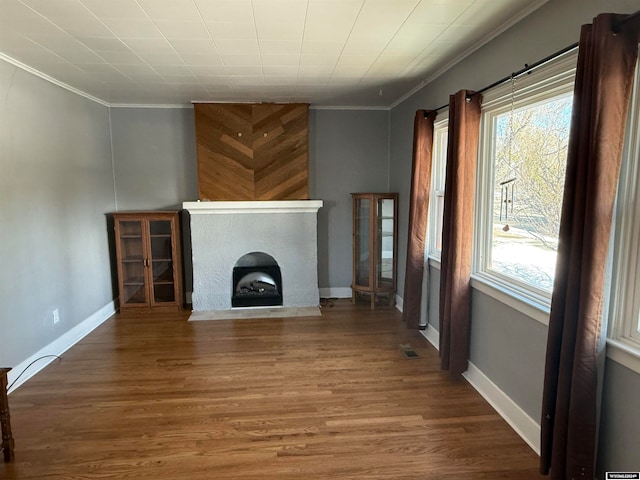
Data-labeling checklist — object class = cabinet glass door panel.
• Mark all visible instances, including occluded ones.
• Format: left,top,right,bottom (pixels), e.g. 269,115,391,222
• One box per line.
354,198,371,287
149,220,175,303
377,198,395,288
352,193,397,308
119,220,147,306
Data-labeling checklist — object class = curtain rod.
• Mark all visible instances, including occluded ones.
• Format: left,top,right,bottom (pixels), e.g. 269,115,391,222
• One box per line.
428,9,640,116
430,41,578,114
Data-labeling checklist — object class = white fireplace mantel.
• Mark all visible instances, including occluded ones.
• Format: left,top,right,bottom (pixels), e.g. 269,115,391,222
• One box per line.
183,200,323,215
183,199,323,313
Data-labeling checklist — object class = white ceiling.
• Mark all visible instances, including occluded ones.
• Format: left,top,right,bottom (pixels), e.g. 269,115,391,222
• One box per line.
0,0,547,107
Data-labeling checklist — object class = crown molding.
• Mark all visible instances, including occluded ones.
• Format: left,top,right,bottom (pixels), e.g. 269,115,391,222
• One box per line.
110,103,192,109
390,0,550,110
0,52,109,107
310,105,390,111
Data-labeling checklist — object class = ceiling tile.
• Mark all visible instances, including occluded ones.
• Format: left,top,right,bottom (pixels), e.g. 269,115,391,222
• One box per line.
194,0,253,22
55,47,106,64
225,65,263,75
123,38,175,54
215,38,260,56
382,24,443,56
179,53,224,66
74,36,129,52
99,19,164,38
303,1,361,43
261,54,299,66
251,0,307,25
207,22,257,40
356,0,420,25
221,54,261,66
298,65,333,77
161,74,200,84
75,63,131,81
79,0,148,20
256,22,304,42
137,51,185,65
135,0,202,21
95,49,143,64
152,64,193,76
263,75,298,85
367,55,416,75
154,21,211,40
167,39,218,54
227,75,264,85
301,41,344,55
299,54,338,67
196,73,232,83
20,0,86,20
262,65,298,76
49,15,115,38
259,40,301,55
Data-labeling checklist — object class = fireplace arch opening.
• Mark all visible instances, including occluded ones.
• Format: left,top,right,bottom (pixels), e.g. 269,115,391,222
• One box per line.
232,252,283,308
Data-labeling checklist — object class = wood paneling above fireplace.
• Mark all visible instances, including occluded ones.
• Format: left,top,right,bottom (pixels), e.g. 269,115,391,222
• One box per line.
194,103,309,201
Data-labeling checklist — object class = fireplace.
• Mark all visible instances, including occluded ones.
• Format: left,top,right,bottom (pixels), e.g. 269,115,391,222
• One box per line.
232,252,283,307
183,200,323,313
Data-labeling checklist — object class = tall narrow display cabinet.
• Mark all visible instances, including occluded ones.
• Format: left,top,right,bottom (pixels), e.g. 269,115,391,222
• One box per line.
351,193,398,308
112,211,183,313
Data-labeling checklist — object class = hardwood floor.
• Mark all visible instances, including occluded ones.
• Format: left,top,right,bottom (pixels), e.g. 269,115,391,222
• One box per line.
1,300,542,479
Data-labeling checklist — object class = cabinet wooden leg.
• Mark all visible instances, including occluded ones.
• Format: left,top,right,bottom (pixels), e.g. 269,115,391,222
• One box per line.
0,368,14,462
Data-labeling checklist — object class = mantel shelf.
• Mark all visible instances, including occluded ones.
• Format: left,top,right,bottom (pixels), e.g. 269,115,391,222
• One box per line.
183,200,323,215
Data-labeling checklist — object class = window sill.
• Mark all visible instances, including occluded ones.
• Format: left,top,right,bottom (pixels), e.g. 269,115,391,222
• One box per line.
427,257,441,269
606,338,640,374
470,274,550,326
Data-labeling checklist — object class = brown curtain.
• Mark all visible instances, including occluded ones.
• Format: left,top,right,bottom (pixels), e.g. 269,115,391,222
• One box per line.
403,110,437,329
439,91,482,377
540,13,638,478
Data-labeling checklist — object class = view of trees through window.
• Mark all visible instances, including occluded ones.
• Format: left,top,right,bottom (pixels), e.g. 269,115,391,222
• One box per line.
490,93,573,291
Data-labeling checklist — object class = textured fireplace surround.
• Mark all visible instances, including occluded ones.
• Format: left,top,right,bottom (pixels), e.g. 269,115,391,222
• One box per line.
183,200,323,314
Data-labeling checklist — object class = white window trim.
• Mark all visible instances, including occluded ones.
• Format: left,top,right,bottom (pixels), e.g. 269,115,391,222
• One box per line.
471,50,578,324
607,62,640,374
427,113,449,263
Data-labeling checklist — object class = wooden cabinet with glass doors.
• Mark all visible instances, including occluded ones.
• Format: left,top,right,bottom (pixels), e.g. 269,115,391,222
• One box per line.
112,211,183,313
351,193,398,308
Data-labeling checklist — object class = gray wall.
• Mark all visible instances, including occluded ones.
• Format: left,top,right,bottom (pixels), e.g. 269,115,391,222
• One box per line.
597,360,640,475
390,0,640,473
0,58,115,368
310,108,390,290
109,107,198,211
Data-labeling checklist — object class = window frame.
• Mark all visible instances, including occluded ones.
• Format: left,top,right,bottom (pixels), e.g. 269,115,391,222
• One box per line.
427,113,449,262
607,62,640,373
471,51,578,323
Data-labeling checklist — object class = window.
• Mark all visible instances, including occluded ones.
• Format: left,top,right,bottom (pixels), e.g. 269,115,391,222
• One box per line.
473,52,577,310
608,63,640,370
427,115,448,261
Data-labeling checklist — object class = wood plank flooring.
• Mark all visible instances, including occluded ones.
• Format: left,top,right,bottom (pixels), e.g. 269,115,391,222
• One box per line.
1,300,542,479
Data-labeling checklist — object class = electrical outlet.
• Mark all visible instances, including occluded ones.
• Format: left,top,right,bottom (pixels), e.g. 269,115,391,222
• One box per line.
52,308,60,324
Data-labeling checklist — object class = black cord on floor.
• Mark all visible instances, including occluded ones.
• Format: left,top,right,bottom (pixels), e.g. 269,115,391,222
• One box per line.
7,355,62,390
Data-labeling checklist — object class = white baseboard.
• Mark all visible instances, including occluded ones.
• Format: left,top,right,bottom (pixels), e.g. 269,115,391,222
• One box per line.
319,287,352,298
418,326,539,454
420,324,440,350
395,294,403,312
463,362,541,455
7,301,116,394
